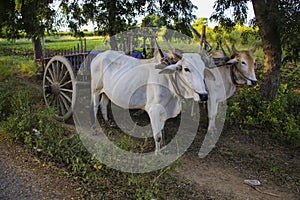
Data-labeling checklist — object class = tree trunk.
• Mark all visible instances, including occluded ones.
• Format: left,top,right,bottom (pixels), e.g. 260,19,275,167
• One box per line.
31,37,43,60
252,0,282,101
107,0,118,50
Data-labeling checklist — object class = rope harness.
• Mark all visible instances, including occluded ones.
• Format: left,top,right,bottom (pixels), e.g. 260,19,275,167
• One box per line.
230,62,256,85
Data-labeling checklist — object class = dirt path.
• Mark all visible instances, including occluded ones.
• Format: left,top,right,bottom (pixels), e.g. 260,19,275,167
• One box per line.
173,125,300,200
0,131,83,200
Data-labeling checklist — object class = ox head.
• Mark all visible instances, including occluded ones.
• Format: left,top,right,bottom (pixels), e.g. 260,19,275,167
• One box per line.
158,53,215,102
226,45,258,86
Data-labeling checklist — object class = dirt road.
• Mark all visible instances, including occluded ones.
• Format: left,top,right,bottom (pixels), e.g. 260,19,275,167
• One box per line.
0,132,82,199
174,125,300,200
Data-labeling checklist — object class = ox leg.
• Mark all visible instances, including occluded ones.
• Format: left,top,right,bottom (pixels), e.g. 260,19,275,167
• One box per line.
100,93,109,121
207,99,218,133
90,92,100,135
146,104,166,153
199,99,225,158
198,99,219,158
92,93,100,122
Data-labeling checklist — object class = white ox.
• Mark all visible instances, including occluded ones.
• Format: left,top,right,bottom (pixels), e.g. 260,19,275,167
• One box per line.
205,45,258,134
91,50,215,152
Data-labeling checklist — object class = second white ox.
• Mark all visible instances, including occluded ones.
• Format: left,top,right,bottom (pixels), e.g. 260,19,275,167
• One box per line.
91,50,215,152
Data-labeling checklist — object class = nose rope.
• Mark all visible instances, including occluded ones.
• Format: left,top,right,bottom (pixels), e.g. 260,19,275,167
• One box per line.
169,73,184,99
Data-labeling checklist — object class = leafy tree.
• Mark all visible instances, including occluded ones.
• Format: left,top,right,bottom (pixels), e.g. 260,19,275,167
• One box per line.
60,0,197,48
0,0,20,39
0,0,56,60
143,14,165,27
211,0,299,101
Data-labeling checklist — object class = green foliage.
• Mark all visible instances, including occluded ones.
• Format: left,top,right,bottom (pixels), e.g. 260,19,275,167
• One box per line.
143,14,165,27
227,83,300,146
0,0,56,39
60,0,196,38
192,22,262,58
210,0,299,63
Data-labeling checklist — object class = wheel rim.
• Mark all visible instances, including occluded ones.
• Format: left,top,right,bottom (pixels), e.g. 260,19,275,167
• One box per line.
43,56,75,121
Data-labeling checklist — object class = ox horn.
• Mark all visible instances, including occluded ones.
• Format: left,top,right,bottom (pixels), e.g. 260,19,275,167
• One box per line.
250,44,257,54
232,44,239,54
168,48,183,60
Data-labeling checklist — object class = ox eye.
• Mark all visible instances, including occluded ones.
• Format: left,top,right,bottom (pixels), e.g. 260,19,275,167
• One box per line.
184,68,190,72
241,61,246,65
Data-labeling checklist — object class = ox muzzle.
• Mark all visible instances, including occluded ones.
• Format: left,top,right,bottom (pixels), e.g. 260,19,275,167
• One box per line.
251,80,258,86
247,79,258,86
199,93,208,101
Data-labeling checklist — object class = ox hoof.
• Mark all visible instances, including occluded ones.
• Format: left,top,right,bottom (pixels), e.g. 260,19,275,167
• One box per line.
198,151,209,159
160,147,169,155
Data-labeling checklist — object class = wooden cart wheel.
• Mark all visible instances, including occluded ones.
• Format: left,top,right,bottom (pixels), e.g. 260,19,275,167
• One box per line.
43,55,76,121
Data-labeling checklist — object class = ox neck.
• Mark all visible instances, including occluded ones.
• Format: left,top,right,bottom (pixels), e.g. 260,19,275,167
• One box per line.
169,73,184,99
217,65,237,99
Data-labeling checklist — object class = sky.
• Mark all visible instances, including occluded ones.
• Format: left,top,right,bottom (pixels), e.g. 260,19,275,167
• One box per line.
191,0,255,27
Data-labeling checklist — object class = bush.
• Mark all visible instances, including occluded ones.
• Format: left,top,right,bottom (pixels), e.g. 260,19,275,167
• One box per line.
227,83,300,146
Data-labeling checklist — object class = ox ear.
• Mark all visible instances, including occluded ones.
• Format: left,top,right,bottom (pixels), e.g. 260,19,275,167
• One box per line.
159,64,181,74
226,57,238,64
204,68,215,81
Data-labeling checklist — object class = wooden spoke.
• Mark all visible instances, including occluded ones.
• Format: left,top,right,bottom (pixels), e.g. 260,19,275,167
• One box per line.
56,61,60,80
46,94,55,106
45,75,54,84
60,91,72,103
60,88,73,93
59,70,70,85
58,62,65,82
59,94,71,111
58,96,66,116
45,93,51,99
47,65,56,83
51,62,58,81
60,79,72,88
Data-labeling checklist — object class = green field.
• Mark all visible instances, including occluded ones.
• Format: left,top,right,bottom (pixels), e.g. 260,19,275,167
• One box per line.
0,35,106,51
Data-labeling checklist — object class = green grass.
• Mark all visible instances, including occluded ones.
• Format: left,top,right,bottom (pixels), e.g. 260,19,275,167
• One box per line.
0,56,35,81
0,36,107,51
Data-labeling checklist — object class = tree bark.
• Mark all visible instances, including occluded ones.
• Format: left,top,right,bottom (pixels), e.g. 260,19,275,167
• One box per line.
252,0,282,101
31,37,43,60
107,0,118,50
